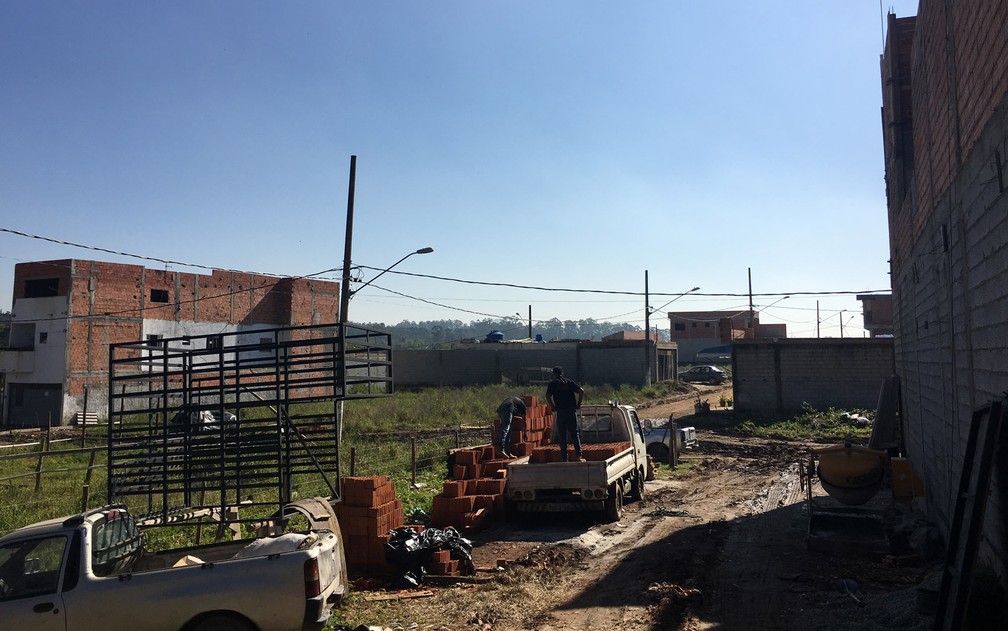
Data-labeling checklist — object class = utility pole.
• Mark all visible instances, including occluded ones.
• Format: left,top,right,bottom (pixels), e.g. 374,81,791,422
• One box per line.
336,155,357,448
528,305,532,339
644,270,651,386
816,300,821,338
339,155,356,325
840,310,845,338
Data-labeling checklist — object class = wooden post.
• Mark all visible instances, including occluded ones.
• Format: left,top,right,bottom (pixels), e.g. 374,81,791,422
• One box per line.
84,448,97,488
455,429,461,449
411,437,417,485
669,420,680,469
81,484,90,512
35,447,46,493
349,447,356,477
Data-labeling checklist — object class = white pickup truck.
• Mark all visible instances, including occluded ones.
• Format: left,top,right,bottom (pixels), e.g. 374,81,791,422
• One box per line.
505,403,648,522
0,503,348,631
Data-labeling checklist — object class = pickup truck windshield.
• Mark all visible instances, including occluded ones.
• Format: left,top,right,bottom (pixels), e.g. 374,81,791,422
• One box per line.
92,511,143,577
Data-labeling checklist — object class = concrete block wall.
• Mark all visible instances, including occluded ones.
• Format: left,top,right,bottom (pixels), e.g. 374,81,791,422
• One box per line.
394,344,656,388
732,339,895,414
579,346,645,386
882,2,1008,577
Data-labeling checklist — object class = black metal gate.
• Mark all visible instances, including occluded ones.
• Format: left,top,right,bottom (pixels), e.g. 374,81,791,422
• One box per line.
107,323,392,528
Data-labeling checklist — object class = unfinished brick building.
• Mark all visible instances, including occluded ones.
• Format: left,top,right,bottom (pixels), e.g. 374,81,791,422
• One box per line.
881,2,1008,600
0,259,341,426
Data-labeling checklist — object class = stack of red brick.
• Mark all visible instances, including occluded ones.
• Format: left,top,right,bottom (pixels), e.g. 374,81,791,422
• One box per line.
427,548,460,576
491,395,554,457
529,441,632,463
334,475,403,575
430,445,510,534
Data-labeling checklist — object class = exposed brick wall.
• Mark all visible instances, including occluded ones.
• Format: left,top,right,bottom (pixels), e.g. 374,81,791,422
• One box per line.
881,3,1008,577
8,259,340,425
11,260,73,300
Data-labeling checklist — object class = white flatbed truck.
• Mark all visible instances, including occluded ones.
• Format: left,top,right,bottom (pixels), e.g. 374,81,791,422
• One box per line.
505,403,648,522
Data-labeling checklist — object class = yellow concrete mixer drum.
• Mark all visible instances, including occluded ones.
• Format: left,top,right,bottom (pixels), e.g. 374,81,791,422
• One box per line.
814,443,887,506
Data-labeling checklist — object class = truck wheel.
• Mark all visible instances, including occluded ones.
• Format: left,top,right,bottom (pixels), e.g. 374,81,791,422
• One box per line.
604,482,623,522
190,613,256,631
647,443,670,466
631,468,646,502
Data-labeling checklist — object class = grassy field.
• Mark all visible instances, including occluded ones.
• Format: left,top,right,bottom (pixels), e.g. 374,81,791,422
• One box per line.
0,383,873,538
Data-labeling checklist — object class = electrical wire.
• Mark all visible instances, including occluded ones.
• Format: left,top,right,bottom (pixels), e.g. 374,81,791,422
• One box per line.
3,227,888,330
355,265,889,299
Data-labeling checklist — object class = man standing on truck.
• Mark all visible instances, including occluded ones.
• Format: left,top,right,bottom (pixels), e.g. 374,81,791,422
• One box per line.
546,366,585,462
496,395,526,458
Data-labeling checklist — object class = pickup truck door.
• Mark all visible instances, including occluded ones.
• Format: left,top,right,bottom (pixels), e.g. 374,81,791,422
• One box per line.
0,534,69,631
627,409,646,462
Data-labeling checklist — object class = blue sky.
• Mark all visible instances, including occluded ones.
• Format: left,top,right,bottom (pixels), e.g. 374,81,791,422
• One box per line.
1,1,919,338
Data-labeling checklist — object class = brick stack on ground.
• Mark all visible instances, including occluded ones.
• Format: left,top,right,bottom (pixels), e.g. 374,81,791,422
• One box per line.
431,446,510,534
335,475,403,575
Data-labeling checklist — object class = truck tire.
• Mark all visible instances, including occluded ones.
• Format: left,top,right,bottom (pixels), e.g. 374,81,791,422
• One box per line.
631,467,646,502
604,482,623,522
647,442,670,466
190,613,256,631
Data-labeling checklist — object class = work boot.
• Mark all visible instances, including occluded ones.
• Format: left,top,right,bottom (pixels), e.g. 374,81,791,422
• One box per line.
577,457,587,462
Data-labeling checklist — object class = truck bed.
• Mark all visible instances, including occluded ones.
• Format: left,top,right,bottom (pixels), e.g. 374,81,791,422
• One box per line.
507,447,636,490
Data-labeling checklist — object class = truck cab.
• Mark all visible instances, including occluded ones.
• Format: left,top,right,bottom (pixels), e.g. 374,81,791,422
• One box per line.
0,505,346,631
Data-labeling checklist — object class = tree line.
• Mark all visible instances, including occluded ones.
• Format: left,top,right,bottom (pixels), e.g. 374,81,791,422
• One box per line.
356,317,665,350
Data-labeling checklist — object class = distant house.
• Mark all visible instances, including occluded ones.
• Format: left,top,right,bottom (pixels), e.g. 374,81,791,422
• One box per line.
0,259,340,426
667,310,786,363
856,293,893,338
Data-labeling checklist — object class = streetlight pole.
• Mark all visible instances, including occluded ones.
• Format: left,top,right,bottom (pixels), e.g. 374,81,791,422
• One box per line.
840,310,845,338
349,247,434,300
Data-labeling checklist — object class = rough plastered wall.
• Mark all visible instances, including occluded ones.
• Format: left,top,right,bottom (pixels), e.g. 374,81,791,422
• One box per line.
882,2,1008,581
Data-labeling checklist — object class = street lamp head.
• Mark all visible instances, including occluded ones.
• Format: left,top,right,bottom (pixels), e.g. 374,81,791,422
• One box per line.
690,286,700,292
348,246,435,298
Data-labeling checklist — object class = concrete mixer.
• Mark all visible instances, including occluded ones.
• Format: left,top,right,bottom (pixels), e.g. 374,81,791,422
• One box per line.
813,442,888,506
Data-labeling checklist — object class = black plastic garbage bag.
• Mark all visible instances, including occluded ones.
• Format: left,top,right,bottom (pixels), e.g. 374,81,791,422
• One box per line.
384,526,474,587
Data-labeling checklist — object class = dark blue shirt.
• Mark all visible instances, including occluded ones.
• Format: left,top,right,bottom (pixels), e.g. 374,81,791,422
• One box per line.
546,377,583,410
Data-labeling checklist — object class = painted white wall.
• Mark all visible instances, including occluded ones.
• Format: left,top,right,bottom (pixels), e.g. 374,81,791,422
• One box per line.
8,296,68,383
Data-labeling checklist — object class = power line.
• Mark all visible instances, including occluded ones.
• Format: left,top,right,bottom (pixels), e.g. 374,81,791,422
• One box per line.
356,265,888,299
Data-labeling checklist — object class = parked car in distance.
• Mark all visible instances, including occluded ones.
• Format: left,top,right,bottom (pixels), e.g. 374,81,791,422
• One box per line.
641,418,697,467
679,365,727,385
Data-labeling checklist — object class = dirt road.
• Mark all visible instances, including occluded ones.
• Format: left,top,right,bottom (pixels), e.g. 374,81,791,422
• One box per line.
341,391,936,630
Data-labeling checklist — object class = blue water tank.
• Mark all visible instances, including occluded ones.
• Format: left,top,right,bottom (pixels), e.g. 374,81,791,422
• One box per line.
535,334,544,342
485,330,505,343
